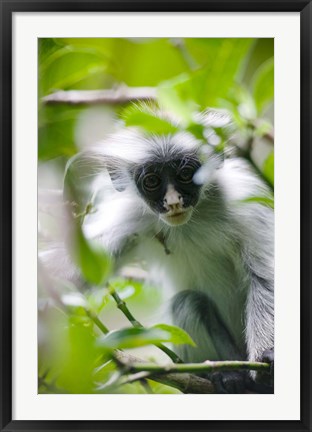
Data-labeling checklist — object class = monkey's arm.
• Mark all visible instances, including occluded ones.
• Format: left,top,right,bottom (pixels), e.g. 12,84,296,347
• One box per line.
242,205,274,384
246,275,274,373
40,192,154,285
245,274,274,392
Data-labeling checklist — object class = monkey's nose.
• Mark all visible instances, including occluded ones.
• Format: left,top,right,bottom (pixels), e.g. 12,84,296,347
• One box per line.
167,202,181,212
163,185,183,211
163,195,183,212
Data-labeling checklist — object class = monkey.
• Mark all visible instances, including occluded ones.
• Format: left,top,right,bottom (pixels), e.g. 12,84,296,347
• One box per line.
40,109,274,393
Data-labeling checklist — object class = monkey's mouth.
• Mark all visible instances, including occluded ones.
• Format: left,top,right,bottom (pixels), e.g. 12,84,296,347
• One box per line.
161,209,192,226
168,211,184,218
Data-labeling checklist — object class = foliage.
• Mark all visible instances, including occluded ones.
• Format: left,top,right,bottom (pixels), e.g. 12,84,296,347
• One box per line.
38,37,274,394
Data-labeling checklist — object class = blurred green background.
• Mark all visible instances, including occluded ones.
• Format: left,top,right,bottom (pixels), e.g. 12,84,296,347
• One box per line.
38,38,274,395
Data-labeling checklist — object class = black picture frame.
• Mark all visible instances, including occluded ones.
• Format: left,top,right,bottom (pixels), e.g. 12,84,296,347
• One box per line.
1,1,311,431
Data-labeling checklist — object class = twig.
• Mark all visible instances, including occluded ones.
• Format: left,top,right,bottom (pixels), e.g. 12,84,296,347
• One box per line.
42,87,157,106
109,287,183,364
122,371,151,385
114,352,270,394
114,351,215,394
119,359,270,374
170,38,198,71
86,310,109,334
110,289,141,328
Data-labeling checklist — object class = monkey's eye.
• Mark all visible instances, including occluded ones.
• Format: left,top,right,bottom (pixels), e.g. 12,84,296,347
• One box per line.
142,173,161,191
178,167,194,183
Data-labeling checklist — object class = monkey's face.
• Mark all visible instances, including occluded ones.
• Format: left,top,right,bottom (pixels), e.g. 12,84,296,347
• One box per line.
134,158,202,226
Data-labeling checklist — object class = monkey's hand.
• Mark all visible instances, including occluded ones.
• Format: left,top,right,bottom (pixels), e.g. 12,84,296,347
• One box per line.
259,348,274,385
250,348,274,393
210,371,251,394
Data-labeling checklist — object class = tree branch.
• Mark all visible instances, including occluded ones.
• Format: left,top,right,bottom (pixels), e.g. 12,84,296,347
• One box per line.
170,38,198,71
86,309,109,334
118,359,270,374
114,351,215,394
109,287,183,364
42,87,157,106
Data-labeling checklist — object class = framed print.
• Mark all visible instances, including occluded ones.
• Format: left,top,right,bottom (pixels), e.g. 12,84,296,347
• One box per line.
1,1,311,431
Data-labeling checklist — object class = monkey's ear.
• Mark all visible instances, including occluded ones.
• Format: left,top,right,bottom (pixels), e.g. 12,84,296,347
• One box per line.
107,166,127,192
105,158,131,192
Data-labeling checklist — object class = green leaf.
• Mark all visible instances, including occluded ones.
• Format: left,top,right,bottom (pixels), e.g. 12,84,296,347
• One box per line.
97,327,171,350
122,105,179,135
72,224,112,286
57,38,190,87
157,74,198,125
242,196,274,209
97,324,196,352
153,324,196,346
252,58,274,115
186,122,206,140
38,105,81,160
262,151,274,186
241,39,274,85
39,47,107,94
220,84,257,125
184,38,253,84
38,38,61,68
56,320,97,393
157,41,253,123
